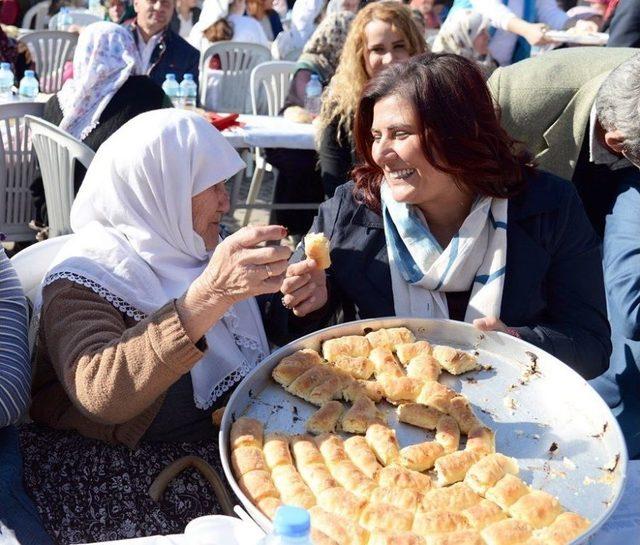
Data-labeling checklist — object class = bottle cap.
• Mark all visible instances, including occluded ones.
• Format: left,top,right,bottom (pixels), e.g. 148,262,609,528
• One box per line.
183,73,193,81
273,506,310,538
25,70,35,77
1,62,11,70
165,73,176,80
311,74,320,81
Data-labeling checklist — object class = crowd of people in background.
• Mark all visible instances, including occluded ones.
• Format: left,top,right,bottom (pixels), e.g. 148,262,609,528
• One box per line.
1,0,640,544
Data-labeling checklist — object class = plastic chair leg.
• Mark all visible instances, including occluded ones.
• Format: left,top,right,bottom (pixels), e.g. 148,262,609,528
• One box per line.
242,165,266,226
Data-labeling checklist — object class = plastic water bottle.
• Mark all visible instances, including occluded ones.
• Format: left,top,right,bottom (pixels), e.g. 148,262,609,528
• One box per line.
57,7,73,31
18,70,39,100
162,73,180,106
304,74,323,116
261,506,313,545
180,73,197,109
0,63,14,99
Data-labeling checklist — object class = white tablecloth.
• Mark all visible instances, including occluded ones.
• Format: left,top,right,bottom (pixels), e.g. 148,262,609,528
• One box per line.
222,114,316,150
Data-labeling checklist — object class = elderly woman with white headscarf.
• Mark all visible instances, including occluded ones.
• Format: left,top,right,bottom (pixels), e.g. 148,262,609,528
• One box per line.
22,110,291,542
432,9,497,77
31,21,169,229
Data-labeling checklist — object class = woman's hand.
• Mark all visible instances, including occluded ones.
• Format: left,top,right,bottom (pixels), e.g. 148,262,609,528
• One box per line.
521,22,551,46
473,317,521,338
280,259,328,317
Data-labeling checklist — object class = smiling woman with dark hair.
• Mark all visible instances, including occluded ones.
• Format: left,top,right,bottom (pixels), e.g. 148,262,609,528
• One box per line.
274,52,611,380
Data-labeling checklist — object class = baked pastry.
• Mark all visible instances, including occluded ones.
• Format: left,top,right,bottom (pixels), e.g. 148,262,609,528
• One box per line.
344,435,383,478
308,371,347,406
366,424,401,466
305,233,332,269
307,401,345,434
376,465,433,492
431,346,480,375
399,441,445,472
315,433,349,468
434,449,484,487
509,490,564,529
341,396,386,434
365,327,415,351
272,349,323,387
290,434,326,467
412,510,471,535
298,462,339,495
481,519,534,545
435,415,461,454
464,453,519,495
263,432,293,470
317,486,368,520
370,485,421,512
310,506,369,545
369,533,426,545
257,496,283,520
424,530,484,545
342,379,385,403
231,445,268,477
465,426,496,455
370,347,406,378
329,460,377,499
406,353,442,382
485,474,530,511
534,512,590,545
359,502,414,533
378,375,424,404
238,469,279,503
322,335,371,361
230,417,264,450
417,382,458,413
448,396,481,434
462,499,508,530
397,403,443,430
333,355,375,380
419,483,482,513
310,528,341,545
287,366,344,406
396,341,433,364
271,463,316,509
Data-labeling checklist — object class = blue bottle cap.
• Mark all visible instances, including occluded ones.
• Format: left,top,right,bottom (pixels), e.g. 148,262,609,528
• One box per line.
24,70,35,77
165,73,176,80
273,506,310,538
183,73,193,81
1,62,11,70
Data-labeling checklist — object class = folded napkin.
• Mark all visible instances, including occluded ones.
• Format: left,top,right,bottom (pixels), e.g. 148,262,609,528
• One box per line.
205,112,243,131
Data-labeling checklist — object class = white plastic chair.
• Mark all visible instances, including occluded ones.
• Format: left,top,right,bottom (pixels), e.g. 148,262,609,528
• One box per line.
21,1,50,30
25,115,94,238
0,102,44,241
199,41,272,113
48,10,102,30
10,234,73,305
20,31,78,94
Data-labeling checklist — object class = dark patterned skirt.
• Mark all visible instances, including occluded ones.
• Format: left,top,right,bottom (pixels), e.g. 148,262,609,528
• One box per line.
19,424,235,545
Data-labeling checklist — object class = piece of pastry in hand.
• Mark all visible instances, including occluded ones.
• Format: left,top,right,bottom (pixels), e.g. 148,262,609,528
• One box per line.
317,486,368,520
366,423,401,466
230,417,264,450
257,496,283,520
231,445,268,477
462,499,508,530
322,335,371,361
365,327,415,351
369,532,426,545
432,345,480,375
370,485,421,512
284,105,315,124
369,347,405,377
376,465,433,492
272,349,323,387
397,403,443,430
271,463,317,509
465,426,496,455
424,530,484,545
509,490,564,529
310,506,369,545
435,414,461,453
434,449,484,487
342,379,385,403
485,474,530,511
298,462,338,495
448,396,481,434
290,434,326,467
238,469,279,503
341,396,386,434
412,510,471,536
399,441,445,472
535,512,590,545
481,519,534,545
406,353,442,382
263,432,293,470
344,435,383,478
417,382,458,413
464,453,519,495
396,341,433,364
307,401,345,434
359,502,414,534
419,483,482,513
332,355,375,380
305,232,331,269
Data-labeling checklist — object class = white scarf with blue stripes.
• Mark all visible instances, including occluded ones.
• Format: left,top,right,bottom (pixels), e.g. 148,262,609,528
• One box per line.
381,182,508,322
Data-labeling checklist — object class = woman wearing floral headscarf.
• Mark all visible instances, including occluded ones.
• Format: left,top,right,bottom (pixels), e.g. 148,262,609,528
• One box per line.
30,21,169,229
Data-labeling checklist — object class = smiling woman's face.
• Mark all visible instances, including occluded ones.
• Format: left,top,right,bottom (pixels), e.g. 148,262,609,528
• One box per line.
192,183,230,250
362,19,411,78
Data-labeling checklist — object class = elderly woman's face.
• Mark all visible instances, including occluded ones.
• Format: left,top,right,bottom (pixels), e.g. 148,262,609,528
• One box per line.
192,183,231,250
363,19,411,78
371,94,453,206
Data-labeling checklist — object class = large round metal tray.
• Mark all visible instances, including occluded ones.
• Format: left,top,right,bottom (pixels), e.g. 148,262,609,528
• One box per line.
219,317,627,541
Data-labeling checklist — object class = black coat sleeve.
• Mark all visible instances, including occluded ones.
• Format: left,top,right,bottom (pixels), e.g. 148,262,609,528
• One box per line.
318,118,355,198
606,0,640,48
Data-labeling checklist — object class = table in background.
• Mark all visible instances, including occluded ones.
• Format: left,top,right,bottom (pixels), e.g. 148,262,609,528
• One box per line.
222,114,315,150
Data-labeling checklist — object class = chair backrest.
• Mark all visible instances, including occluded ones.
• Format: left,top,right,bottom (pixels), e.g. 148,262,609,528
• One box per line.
48,10,102,30
25,115,95,238
250,61,296,117
0,102,45,242
10,234,73,305
20,31,78,94
200,41,272,113
21,1,50,30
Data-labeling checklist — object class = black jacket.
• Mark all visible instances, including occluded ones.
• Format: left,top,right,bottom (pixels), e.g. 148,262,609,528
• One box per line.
606,0,640,48
266,173,611,379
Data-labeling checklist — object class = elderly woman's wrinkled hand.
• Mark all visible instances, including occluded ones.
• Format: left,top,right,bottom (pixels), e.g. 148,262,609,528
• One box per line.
197,225,292,304
280,259,328,317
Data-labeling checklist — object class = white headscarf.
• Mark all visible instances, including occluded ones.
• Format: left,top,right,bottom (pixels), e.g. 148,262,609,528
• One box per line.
187,0,229,49
57,22,142,140
432,9,491,62
41,109,270,409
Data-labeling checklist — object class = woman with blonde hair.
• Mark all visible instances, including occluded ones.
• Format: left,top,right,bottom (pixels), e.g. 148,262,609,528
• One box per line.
317,0,426,197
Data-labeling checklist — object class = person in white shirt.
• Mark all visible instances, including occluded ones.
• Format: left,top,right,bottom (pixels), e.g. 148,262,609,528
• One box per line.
170,0,202,39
